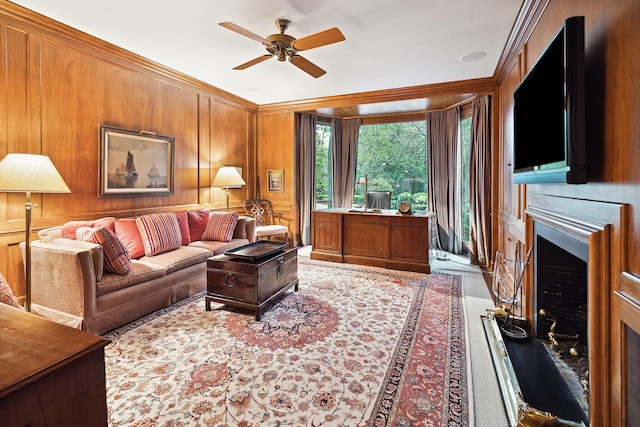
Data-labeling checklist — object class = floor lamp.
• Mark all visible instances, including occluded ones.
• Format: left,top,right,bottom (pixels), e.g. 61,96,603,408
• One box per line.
211,166,246,211
0,154,71,312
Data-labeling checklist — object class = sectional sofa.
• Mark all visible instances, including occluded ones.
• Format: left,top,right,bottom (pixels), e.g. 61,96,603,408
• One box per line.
24,209,255,335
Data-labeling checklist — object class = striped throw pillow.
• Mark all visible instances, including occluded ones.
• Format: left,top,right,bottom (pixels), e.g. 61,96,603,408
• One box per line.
201,212,239,242
77,226,132,275
136,212,182,256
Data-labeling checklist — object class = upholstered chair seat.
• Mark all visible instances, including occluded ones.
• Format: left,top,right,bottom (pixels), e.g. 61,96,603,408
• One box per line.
242,199,288,242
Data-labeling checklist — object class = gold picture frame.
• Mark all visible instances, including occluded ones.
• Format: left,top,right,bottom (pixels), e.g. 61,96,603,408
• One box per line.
99,125,174,197
267,169,284,192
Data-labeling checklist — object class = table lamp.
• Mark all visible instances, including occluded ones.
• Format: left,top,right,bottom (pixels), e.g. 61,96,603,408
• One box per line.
0,153,71,311
211,166,246,211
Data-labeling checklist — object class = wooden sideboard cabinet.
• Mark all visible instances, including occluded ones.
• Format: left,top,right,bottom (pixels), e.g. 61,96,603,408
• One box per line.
311,209,433,273
0,304,110,426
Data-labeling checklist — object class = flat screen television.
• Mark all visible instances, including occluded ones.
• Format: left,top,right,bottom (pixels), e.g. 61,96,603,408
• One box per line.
513,16,586,184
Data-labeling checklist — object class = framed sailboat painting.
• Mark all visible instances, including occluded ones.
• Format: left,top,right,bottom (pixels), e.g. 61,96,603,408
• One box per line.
99,125,175,197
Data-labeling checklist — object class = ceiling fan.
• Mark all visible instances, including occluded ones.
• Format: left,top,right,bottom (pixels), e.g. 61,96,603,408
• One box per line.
219,19,345,78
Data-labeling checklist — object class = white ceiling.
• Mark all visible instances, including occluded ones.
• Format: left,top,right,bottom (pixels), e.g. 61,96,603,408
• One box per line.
9,0,523,106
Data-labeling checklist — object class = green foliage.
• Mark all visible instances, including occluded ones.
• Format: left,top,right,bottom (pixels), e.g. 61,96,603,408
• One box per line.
356,121,427,210
315,123,332,202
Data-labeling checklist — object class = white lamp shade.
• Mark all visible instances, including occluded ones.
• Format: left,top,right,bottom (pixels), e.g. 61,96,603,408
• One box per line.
0,153,70,193
211,166,246,188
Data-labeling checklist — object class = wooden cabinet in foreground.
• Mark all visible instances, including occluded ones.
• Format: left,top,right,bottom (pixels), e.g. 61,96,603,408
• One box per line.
311,209,432,273
0,304,110,426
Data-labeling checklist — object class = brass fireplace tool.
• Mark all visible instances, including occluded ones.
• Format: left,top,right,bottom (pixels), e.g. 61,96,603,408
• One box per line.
489,246,533,340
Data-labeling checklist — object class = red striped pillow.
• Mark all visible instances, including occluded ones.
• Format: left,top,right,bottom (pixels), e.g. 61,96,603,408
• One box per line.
201,212,239,242
175,211,191,246
136,213,182,256
77,227,132,275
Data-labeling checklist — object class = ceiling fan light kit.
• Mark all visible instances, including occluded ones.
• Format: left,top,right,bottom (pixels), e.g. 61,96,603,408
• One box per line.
220,19,345,78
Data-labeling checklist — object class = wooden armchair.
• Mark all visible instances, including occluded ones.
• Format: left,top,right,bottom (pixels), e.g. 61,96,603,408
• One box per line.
242,199,289,242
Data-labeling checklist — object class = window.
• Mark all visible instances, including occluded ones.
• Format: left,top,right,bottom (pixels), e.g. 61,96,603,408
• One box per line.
356,122,427,212
314,120,332,209
314,115,470,246
461,116,471,242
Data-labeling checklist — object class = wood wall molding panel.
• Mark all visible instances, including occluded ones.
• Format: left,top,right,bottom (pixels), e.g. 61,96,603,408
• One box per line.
0,6,257,298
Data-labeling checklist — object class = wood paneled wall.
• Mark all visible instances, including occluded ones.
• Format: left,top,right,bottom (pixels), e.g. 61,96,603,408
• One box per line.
256,111,296,241
494,0,640,424
0,3,257,299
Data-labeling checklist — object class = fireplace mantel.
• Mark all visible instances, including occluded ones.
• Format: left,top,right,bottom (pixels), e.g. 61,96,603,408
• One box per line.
521,193,627,426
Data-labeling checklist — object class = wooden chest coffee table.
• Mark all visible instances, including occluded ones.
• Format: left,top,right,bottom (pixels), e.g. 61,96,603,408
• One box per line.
206,246,298,320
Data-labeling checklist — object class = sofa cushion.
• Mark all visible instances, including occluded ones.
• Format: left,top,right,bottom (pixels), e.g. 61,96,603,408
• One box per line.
189,238,249,256
114,218,145,259
62,217,116,239
136,213,182,256
201,212,239,242
95,260,166,297
187,209,210,242
140,246,213,274
0,272,22,309
175,211,191,246
77,227,132,275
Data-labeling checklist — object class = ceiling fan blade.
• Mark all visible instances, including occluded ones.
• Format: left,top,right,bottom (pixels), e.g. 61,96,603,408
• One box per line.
290,55,326,78
233,54,273,70
219,22,272,46
291,28,345,51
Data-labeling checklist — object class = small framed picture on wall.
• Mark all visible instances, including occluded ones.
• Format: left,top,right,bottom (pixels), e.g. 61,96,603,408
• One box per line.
267,169,284,192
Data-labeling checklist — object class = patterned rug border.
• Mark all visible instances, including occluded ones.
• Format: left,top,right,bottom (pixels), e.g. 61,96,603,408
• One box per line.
103,257,468,426
367,273,467,426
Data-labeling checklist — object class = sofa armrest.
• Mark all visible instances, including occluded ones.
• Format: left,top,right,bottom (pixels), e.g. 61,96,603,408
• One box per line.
21,241,98,320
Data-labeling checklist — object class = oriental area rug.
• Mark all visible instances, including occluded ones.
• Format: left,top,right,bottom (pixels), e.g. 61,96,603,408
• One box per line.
103,258,467,427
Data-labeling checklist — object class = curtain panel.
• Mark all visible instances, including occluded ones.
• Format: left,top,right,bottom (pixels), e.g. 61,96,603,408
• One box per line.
331,117,362,208
426,108,463,254
469,95,492,266
294,113,317,246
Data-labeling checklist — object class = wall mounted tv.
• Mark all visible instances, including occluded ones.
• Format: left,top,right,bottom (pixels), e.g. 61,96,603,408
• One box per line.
513,16,586,184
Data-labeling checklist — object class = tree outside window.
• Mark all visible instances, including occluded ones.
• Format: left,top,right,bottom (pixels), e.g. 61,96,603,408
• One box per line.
315,122,332,209
356,122,427,213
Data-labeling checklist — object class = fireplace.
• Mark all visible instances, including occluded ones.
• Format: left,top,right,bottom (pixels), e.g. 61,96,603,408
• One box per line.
534,222,589,369
526,221,589,423
484,201,617,427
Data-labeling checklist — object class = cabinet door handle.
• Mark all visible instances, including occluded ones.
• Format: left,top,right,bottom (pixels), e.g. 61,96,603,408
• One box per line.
224,273,239,287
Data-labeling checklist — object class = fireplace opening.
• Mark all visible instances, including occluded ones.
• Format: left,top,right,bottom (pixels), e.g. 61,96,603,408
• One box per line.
534,222,589,389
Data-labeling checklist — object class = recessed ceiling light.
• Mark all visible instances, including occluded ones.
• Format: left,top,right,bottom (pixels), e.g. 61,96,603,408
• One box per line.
460,51,487,62
246,87,262,92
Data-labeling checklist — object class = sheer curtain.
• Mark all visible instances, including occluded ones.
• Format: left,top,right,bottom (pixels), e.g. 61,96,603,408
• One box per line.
331,117,362,208
469,95,492,266
294,113,316,246
426,108,463,254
